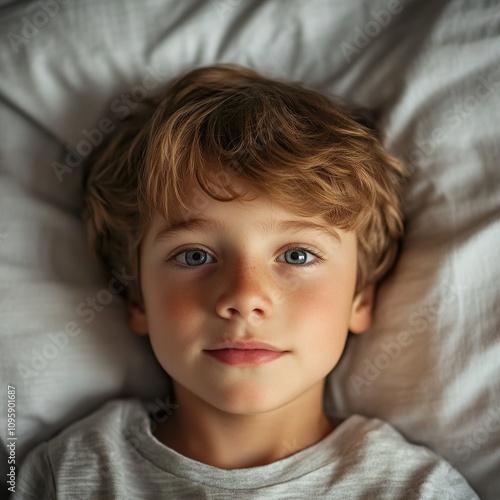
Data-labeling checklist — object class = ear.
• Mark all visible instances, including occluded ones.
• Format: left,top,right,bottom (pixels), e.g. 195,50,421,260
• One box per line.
126,297,149,336
348,285,375,334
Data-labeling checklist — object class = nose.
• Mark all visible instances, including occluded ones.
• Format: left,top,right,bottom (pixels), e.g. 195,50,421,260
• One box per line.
215,259,274,325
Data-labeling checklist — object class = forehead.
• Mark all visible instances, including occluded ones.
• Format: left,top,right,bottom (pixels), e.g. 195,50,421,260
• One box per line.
149,186,344,245
165,176,313,222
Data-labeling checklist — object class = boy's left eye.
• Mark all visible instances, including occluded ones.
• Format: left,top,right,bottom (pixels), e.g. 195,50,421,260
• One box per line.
172,249,215,267
276,248,318,265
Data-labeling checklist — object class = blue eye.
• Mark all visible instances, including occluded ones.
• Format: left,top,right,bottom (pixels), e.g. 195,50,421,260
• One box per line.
277,248,319,266
287,249,307,264
173,249,215,267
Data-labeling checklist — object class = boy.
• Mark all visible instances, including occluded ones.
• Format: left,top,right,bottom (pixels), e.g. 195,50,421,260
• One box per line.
15,64,479,498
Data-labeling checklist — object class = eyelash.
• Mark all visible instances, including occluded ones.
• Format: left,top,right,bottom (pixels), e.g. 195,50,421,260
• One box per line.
168,244,325,270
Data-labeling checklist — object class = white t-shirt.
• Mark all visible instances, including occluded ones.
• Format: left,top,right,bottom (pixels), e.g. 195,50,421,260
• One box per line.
14,398,479,499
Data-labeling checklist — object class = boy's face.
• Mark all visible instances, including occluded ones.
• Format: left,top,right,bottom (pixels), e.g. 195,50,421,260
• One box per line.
128,179,373,416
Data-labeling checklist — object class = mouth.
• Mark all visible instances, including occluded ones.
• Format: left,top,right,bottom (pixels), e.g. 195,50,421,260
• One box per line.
203,348,287,366
203,339,289,366
205,340,285,352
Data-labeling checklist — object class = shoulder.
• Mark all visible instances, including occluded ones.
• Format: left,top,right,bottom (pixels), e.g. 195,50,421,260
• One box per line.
16,398,151,498
336,414,431,452
330,415,479,498
335,414,446,465
49,397,147,444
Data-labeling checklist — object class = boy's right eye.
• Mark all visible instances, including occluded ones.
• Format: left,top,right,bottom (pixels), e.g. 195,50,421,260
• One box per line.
171,248,215,267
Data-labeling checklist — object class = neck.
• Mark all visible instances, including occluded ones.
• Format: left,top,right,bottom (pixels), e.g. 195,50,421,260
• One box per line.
153,382,335,470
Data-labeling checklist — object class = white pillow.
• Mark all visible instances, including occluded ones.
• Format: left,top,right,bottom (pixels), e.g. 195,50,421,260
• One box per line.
0,0,498,498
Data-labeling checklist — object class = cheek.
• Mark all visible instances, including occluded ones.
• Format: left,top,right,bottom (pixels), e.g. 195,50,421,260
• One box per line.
163,289,198,324
291,278,352,321
287,281,353,351
145,284,205,376
146,281,205,344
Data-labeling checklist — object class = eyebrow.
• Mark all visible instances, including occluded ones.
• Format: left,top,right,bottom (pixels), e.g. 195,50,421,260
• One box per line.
153,218,341,243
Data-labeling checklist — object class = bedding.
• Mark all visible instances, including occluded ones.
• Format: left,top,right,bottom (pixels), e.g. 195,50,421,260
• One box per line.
0,0,499,498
